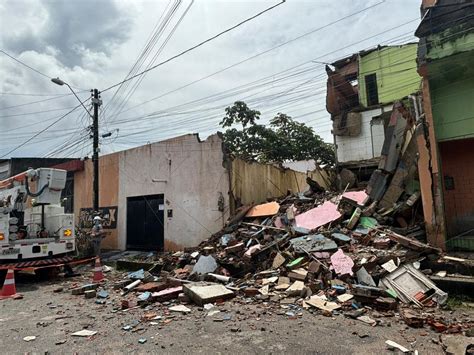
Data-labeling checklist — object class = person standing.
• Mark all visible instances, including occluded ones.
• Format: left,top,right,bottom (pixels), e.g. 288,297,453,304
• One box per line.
91,216,105,256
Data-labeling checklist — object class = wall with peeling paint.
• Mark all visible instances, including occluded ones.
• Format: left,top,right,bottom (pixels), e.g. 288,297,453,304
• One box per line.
429,49,474,141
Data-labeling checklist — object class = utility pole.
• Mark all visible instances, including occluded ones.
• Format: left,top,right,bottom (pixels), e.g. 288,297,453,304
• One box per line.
91,89,101,213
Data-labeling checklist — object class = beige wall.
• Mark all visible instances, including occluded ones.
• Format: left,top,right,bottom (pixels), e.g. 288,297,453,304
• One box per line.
231,158,333,206
74,134,334,251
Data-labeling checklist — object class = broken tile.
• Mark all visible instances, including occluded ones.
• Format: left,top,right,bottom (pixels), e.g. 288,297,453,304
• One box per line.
246,201,280,217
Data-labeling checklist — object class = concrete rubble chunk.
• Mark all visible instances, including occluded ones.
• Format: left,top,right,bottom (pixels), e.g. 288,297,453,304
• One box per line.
183,282,235,306
71,283,99,295
272,253,286,269
356,267,376,286
288,268,308,282
337,293,353,302
290,234,337,253
286,281,305,297
193,255,218,275
306,296,340,312
72,330,97,337
169,305,191,313
385,340,409,353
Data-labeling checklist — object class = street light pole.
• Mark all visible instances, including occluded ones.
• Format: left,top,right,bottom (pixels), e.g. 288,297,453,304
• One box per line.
51,78,102,214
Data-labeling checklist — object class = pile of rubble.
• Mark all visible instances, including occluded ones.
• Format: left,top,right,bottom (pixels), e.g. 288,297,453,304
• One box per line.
71,182,473,339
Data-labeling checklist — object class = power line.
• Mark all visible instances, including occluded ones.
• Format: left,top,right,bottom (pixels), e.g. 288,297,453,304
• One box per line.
105,1,393,121
1,49,51,79
106,0,193,122
101,0,287,93
0,49,85,91
0,102,84,158
0,91,68,97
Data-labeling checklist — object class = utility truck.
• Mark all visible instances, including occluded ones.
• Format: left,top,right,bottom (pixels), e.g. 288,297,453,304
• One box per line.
0,168,75,262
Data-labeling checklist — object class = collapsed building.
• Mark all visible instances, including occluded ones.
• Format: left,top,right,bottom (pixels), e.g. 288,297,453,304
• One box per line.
326,43,420,179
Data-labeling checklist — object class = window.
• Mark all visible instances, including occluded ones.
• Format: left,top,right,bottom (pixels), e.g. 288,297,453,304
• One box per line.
365,73,379,106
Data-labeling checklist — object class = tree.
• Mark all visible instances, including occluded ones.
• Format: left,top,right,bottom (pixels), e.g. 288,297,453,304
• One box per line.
220,101,335,165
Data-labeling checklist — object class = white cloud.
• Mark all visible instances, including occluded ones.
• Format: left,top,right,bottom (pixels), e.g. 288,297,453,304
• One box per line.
0,0,420,157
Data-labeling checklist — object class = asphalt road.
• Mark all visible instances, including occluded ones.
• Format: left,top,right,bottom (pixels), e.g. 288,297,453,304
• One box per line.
0,270,472,354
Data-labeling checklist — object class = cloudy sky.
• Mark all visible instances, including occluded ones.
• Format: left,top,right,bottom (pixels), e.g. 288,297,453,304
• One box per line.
0,0,421,158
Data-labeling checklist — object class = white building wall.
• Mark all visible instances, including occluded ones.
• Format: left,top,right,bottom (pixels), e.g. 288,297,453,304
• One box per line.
116,134,230,250
335,105,391,163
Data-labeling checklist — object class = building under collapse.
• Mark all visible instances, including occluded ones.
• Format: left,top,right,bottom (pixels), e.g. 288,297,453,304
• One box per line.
326,43,420,177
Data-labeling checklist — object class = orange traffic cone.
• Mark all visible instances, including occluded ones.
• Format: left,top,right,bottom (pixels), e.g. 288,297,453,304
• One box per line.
92,257,104,282
0,269,22,300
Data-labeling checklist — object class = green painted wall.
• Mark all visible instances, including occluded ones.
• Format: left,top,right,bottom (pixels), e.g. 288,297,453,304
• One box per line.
358,44,420,108
427,26,474,60
429,50,474,142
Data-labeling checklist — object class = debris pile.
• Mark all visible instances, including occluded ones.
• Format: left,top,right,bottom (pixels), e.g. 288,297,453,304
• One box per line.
66,123,472,338
67,181,471,338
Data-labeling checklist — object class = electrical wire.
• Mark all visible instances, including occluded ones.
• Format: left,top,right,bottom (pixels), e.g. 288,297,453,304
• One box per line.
101,0,287,93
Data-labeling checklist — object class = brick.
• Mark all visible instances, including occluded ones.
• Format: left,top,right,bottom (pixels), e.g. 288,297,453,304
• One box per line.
135,282,167,293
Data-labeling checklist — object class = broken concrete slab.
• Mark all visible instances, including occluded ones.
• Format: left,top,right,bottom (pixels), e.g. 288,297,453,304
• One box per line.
306,296,340,312
356,267,376,287
183,282,235,306
286,281,305,297
331,232,351,243
290,234,337,253
193,255,218,275
337,293,354,302
295,201,342,230
288,268,308,282
442,334,473,355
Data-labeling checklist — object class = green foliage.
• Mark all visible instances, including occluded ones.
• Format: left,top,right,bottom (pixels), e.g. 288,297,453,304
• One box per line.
220,101,335,165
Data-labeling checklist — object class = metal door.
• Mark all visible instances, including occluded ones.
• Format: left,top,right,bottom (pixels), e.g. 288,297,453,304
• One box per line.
126,194,164,250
